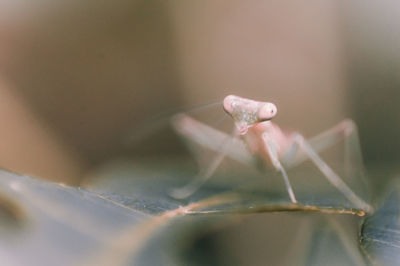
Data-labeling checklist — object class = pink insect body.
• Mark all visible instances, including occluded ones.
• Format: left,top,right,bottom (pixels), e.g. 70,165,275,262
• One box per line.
170,95,373,213
222,95,293,170
245,122,293,169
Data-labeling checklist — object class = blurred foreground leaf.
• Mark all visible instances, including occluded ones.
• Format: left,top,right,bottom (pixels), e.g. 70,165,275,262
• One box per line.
303,215,366,266
0,170,152,266
134,212,367,266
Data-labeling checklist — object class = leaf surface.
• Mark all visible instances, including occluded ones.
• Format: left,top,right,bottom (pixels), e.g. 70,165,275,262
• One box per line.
360,180,400,265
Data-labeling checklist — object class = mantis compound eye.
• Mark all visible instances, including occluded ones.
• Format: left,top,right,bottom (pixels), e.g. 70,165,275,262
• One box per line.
258,103,277,121
222,95,236,114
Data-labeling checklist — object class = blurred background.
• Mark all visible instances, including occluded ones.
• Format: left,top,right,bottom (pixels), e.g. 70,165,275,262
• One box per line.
0,0,398,186
0,1,398,266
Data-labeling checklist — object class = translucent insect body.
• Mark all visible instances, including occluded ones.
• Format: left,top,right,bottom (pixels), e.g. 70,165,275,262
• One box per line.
170,95,373,213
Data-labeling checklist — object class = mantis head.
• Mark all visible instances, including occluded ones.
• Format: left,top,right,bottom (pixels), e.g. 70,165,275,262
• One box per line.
223,95,277,135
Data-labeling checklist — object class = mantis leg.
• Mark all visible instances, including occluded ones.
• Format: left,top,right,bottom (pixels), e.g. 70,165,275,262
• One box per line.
283,119,365,178
171,114,255,166
276,163,297,204
262,133,297,203
287,133,372,212
169,149,227,199
169,114,239,199
171,114,297,202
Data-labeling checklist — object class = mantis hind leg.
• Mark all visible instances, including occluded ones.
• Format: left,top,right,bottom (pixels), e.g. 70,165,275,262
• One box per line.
282,119,365,181
284,133,372,212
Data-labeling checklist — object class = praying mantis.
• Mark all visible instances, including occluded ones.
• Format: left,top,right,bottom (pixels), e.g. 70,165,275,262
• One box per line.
169,95,372,213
